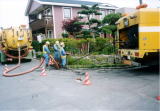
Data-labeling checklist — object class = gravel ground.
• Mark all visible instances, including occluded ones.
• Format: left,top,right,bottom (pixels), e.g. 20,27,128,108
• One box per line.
0,59,159,111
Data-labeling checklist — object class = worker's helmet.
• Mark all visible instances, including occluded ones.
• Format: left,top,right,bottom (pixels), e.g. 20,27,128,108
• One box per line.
46,41,50,45
55,41,59,45
60,42,65,47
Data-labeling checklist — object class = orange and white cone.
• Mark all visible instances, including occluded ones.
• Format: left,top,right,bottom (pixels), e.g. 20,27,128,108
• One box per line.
40,67,47,76
49,58,54,66
156,96,160,101
4,64,9,72
83,72,91,85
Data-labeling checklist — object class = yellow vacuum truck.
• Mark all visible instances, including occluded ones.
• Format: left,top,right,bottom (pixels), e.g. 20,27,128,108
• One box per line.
116,8,160,66
0,25,32,63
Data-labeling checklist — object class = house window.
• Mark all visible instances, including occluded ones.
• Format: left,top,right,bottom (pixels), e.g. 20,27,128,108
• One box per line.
47,30,53,38
44,8,52,16
100,10,106,20
37,13,42,19
45,19,49,24
108,10,115,14
63,7,71,19
47,8,52,15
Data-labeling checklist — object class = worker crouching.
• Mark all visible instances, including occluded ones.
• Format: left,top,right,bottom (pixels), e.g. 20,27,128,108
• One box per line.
43,41,51,68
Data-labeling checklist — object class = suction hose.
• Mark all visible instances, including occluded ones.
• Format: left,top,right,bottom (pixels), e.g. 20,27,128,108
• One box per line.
3,58,44,77
49,55,60,69
3,47,21,74
3,47,44,77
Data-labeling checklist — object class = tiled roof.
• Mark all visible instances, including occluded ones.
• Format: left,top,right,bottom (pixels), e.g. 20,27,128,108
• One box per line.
38,0,100,5
25,0,117,15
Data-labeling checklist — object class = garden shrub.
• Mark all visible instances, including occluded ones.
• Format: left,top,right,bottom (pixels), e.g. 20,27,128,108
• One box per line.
40,37,115,55
32,40,42,52
62,32,69,38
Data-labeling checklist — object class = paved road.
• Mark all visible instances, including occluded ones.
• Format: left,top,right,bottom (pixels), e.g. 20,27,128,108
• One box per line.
0,60,159,111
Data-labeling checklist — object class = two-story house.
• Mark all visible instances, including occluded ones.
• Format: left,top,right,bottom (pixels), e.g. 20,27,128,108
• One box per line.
25,0,117,39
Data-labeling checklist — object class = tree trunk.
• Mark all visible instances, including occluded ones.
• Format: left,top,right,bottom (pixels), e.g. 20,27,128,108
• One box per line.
87,42,90,54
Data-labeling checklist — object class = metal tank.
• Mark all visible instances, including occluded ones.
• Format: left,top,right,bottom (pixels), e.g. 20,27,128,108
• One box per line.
0,25,32,63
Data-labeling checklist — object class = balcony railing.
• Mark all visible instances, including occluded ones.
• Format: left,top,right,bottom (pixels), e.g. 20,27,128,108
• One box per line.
29,16,53,31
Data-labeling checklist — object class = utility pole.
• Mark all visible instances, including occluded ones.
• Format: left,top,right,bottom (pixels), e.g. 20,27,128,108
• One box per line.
139,0,143,5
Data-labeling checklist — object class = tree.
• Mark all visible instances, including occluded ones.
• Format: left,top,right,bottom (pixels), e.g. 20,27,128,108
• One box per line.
62,17,83,37
101,13,121,37
77,4,102,38
103,13,121,25
100,13,122,59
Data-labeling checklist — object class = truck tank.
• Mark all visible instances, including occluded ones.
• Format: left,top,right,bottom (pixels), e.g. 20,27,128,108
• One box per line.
0,25,32,62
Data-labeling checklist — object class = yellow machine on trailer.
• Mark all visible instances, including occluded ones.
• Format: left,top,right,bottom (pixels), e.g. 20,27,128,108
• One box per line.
0,25,32,63
116,8,160,66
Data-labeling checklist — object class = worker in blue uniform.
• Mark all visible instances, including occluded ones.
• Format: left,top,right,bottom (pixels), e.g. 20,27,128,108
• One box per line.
53,41,61,62
60,42,67,68
43,41,51,68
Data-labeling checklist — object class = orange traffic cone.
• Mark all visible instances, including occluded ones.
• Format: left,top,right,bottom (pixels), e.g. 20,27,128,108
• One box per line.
49,59,53,65
40,67,47,76
4,64,9,72
156,96,160,101
83,72,91,85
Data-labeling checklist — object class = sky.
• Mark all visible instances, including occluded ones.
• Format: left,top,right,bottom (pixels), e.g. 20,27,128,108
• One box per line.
0,0,159,28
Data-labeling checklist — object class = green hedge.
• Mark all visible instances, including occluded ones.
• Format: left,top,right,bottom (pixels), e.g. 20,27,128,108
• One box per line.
32,38,115,55
32,41,42,52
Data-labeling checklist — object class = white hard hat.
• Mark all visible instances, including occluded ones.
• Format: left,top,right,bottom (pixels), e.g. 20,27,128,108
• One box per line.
46,41,50,45
60,42,65,47
60,42,64,46
55,41,59,45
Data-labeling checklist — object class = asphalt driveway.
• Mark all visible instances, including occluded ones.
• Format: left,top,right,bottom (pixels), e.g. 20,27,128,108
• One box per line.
0,60,159,111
